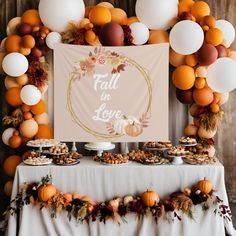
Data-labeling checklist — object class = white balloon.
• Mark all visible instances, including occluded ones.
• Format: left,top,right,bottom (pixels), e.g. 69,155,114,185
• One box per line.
46,32,62,49
20,85,41,105
2,128,16,145
34,112,50,125
135,0,178,30
39,0,85,32
169,20,204,55
2,53,29,77
130,22,149,45
216,20,235,45
6,17,21,36
207,58,236,93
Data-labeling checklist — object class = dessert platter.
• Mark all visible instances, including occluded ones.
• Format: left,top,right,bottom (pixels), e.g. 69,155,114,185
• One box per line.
139,155,170,165
49,143,69,155
26,139,60,153
167,146,191,165
94,152,130,165
178,137,197,146
183,154,219,165
128,149,153,162
53,152,81,165
23,151,52,166
143,141,172,151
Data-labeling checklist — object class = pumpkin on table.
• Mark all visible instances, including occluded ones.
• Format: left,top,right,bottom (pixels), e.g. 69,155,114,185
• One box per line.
141,189,159,207
197,178,213,194
38,184,57,202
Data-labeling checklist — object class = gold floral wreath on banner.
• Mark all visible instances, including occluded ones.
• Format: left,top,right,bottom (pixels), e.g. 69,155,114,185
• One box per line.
67,47,152,140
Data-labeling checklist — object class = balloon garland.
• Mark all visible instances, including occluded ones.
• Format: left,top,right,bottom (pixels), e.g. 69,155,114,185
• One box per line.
1,0,236,200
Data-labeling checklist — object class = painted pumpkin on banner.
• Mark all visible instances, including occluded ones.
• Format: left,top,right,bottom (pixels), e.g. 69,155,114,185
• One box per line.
125,122,143,137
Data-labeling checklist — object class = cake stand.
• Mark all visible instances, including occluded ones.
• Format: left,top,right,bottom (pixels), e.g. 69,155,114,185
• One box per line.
84,143,115,157
168,155,185,165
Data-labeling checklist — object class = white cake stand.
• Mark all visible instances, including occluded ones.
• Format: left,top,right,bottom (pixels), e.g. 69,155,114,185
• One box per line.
84,143,115,157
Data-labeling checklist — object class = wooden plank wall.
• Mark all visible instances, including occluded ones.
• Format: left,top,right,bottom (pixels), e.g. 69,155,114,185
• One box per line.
0,0,236,221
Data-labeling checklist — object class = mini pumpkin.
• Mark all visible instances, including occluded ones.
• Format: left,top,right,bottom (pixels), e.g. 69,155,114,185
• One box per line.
123,195,134,205
63,193,73,202
141,190,159,207
125,122,143,137
197,178,213,194
38,184,57,202
183,187,192,196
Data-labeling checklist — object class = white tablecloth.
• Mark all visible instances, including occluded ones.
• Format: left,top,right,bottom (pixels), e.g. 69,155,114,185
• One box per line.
6,158,236,236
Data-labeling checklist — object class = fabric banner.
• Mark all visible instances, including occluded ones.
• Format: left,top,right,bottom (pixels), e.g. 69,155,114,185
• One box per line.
54,44,169,142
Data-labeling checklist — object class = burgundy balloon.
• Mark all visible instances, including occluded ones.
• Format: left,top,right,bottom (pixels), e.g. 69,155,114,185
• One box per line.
99,22,124,46
176,88,194,104
179,12,193,21
31,47,43,58
17,23,33,36
197,43,218,65
215,45,227,58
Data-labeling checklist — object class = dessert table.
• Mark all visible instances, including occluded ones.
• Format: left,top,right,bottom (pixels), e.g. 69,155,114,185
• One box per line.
6,157,236,236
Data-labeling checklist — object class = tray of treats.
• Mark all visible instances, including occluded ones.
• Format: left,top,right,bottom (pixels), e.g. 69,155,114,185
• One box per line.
183,154,219,165
27,139,59,148
128,149,154,162
96,152,130,165
139,155,170,165
167,146,191,157
49,143,69,155
179,137,197,146
23,151,52,166
143,141,172,150
53,152,81,165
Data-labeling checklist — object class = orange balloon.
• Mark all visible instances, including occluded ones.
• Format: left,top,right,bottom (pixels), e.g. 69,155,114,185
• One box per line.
89,6,111,26
21,104,31,112
193,87,214,106
200,15,216,29
21,9,42,26
5,35,21,53
4,180,13,197
16,74,29,86
148,30,169,44
210,103,220,113
212,92,222,104
3,155,22,177
205,28,223,46
97,2,114,9
172,65,195,90
169,49,185,67
23,111,33,120
22,35,35,49
185,54,198,67
194,77,206,89
190,1,210,22
35,124,53,139
85,30,97,44
85,6,94,18
0,52,6,74
19,47,31,56
5,87,23,107
127,16,139,25
31,99,46,115
110,8,127,25
19,119,39,138
178,1,194,15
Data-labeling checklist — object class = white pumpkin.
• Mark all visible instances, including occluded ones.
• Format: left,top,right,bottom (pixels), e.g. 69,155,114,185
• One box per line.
127,115,140,125
113,117,129,134
123,195,134,205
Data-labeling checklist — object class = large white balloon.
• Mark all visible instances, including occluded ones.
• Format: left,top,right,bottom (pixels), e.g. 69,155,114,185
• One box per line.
39,0,85,32
2,128,16,145
207,58,236,93
46,32,62,49
169,20,204,55
2,53,29,77
216,20,235,46
130,22,149,45
135,0,178,30
20,85,41,105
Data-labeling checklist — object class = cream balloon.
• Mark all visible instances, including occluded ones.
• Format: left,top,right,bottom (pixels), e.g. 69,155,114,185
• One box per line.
230,51,236,61
216,20,235,46
20,85,41,105
195,66,207,78
6,17,21,36
46,32,62,49
130,22,149,45
2,53,29,77
207,58,236,93
4,76,20,89
39,0,85,32
97,2,114,9
218,92,229,105
135,0,178,30
2,128,16,145
19,119,39,138
170,20,204,55
0,38,7,52
34,112,50,125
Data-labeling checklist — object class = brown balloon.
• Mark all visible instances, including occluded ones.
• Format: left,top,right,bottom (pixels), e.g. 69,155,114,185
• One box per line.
215,45,227,58
176,88,194,104
17,23,33,36
179,12,193,21
197,43,218,65
99,22,124,46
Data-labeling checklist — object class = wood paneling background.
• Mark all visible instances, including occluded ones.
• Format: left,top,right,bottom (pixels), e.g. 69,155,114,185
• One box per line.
0,0,236,227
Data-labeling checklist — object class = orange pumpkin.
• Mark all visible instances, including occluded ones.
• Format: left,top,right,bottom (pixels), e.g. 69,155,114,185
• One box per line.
63,193,73,202
72,193,82,200
3,155,22,177
197,178,213,194
141,190,159,207
125,123,143,137
38,184,57,202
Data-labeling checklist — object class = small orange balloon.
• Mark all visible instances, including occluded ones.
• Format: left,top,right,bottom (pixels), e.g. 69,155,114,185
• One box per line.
21,104,31,112
22,35,35,49
79,18,91,29
110,8,127,25
185,54,198,67
169,49,185,67
3,155,22,177
16,74,29,86
31,99,46,115
5,35,21,53
148,30,169,44
178,1,194,15
4,180,13,197
127,16,139,25
212,92,222,104
200,15,216,29
190,1,210,22
85,30,97,44
9,134,22,149
23,111,33,120
89,6,111,26
21,9,42,26
210,103,220,113
194,77,206,89
172,65,195,90
5,87,23,107
193,87,214,106
19,47,31,56
35,124,53,139
205,28,223,46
